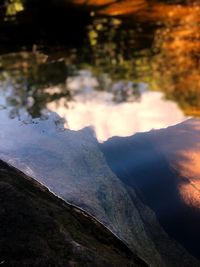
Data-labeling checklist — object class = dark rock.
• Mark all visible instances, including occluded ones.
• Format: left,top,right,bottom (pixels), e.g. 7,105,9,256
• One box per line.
0,159,146,267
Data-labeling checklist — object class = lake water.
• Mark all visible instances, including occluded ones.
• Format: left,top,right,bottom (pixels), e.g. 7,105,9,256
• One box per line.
0,2,200,265
0,0,199,136
0,65,187,141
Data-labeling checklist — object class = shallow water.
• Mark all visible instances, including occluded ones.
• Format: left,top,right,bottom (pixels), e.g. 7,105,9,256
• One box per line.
0,108,200,266
0,1,200,265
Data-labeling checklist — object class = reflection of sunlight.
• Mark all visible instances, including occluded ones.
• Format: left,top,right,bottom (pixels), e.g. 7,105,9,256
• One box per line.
98,0,147,16
73,0,116,6
179,182,200,209
177,149,200,209
153,119,200,209
46,72,186,141
178,150,200,181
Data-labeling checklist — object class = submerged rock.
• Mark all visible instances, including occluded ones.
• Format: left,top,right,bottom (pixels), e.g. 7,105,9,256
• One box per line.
0,110,200,266
0,160,146,267
0,111,160,265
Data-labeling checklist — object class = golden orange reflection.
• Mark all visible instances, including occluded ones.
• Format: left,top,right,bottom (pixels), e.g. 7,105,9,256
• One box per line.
153,2,200,113
176,149,200,209
178,150,200,180
73,0,200,114
159,119,200,209
145,3,200,114
73,0,200,20
73,0,116,6
98,0,147,16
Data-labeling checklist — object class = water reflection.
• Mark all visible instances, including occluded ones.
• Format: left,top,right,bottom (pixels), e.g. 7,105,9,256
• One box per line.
0,0,199,116
0,62,186,141
47,70,186,141
84,0,200,114
0,52,72,117
0,106,200,265
0,1,199,264
153,119,200,209
101,118,200,260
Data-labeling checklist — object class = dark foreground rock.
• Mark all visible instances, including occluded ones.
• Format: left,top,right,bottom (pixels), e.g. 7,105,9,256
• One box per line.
0,159,146,267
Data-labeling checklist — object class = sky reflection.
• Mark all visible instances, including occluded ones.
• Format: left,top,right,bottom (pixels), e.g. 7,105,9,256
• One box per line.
47,70,186,141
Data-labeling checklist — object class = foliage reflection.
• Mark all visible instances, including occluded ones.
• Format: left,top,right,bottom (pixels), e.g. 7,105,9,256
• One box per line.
0,0,199,116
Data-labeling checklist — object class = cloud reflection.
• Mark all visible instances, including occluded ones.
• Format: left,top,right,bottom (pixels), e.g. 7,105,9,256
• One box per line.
47,71,186,141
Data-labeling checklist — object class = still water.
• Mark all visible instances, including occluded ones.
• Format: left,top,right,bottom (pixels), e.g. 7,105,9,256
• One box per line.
47,70,186,141
0,0,200,140
0,62,186,141
0,0,199,139
0,2,200,265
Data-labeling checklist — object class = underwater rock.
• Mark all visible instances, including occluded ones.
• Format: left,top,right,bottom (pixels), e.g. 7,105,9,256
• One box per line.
0,110,200,266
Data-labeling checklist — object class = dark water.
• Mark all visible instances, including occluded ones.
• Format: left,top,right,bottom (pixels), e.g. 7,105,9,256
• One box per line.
100,128,200,260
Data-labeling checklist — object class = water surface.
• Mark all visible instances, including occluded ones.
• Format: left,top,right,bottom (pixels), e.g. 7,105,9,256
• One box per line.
0,2,200,265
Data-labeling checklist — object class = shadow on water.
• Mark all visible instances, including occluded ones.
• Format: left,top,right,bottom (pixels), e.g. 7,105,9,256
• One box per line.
100,121,200,259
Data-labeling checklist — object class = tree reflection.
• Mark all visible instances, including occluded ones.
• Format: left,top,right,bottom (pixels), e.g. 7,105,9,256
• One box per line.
81,0,200,115
152,2,200,115
0,52,72,117
0,0,199,116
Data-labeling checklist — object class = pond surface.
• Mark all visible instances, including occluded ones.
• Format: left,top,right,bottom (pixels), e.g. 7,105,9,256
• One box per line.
0,61,186,141
0,2,200,265
0,0,200,136
0,0,199,137
0,100,200,267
